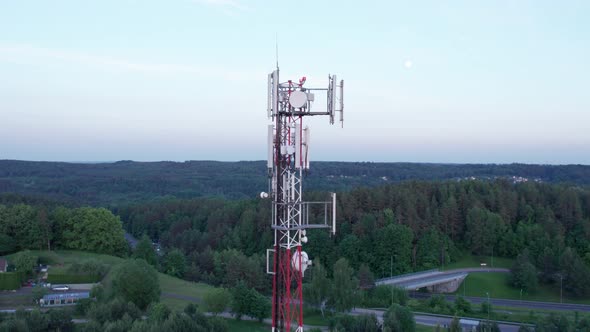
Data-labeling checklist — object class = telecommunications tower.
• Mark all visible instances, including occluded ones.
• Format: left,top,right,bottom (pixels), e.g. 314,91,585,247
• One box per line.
264,67,344,332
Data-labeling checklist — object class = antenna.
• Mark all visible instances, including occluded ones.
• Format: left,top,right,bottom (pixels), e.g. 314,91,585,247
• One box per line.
275,33,279,70
265,66,345,332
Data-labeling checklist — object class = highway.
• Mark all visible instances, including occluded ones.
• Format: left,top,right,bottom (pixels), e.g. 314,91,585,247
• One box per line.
352,308,524,332
411,292,590,312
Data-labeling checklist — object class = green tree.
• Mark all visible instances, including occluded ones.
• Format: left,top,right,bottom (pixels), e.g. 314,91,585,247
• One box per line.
416,228,445,269
330,258,357,312
535,313,571,332
355,314,381,332
358,263,375,290
373,223,413,276
449,317,461,332
164,249,186,278
249,291,270,323
133,234,157,266
47,309,74,332
58,207,127,255
31,285,49,302
204,288,231,316
304,259,331,317
230,281,269,322
230,281,251,320
454,296,472,314
13,250,37,276
148,302,171,323
510,249,538,292
383,304,415,332
112,259,161,310
0,234,16,255
465,208,505,256
26,309,49,332
560,247,590,297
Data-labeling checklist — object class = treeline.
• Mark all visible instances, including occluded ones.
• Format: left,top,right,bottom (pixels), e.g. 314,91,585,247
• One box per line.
118,180,590,297
0,204,127,256
1,159,589,206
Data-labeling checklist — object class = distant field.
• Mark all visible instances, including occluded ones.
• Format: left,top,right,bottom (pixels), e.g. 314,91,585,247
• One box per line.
455,272,590,304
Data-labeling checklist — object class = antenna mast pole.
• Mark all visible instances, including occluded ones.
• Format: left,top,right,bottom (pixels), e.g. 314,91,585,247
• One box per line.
265,68,344,332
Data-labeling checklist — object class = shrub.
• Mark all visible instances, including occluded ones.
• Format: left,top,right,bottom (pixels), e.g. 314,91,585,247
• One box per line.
47,274,101,284
0,272,20,290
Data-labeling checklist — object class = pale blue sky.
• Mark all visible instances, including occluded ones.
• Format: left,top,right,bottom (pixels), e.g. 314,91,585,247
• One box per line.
0,0,588,164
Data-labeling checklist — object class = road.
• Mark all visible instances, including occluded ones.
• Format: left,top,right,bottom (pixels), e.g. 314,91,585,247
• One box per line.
352,308,523,332
411,292,590,312
376,267,509,290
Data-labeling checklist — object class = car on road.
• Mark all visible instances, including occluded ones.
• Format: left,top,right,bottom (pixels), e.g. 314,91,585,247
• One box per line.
51,285,70,291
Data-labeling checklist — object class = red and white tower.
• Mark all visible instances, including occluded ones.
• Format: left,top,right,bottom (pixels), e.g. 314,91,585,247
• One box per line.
265,68,344,332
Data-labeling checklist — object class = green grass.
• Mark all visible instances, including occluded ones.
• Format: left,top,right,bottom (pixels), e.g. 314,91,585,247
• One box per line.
455,272,590,304
443,253,514,270
158,273,213,299
160,297,197,312
302,309,333,326
9,250,215,311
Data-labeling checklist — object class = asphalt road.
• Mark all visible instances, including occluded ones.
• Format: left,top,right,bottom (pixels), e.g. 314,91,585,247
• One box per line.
377,267,510,289
353,308,523,332
411,292,590,312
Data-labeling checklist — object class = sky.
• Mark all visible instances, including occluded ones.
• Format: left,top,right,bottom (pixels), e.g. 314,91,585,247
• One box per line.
0,0,589,164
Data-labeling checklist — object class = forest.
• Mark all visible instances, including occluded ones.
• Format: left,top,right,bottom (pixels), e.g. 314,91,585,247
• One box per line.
2,179,589,300
1,159,589,206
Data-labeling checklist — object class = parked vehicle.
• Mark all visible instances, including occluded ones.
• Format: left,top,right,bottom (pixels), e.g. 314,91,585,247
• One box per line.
51,285,70,291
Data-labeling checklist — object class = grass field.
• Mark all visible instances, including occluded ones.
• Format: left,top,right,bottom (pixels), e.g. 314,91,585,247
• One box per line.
455,272,590,304
443,254,514,270
6,250,215,311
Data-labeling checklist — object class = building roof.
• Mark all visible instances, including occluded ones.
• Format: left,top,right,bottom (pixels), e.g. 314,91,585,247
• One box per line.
42,292,90,301
0,258,7,271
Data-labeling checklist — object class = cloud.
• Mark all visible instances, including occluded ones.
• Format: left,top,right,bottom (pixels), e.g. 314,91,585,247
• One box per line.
0,44,262,81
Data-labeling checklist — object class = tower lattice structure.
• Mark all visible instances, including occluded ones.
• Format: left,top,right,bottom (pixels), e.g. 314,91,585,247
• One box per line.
266,68,343,332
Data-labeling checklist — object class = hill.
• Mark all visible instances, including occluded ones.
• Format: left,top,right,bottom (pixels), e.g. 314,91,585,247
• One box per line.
0,159,589,206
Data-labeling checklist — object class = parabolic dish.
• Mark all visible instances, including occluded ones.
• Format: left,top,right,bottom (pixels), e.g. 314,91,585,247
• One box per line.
289,90,307,108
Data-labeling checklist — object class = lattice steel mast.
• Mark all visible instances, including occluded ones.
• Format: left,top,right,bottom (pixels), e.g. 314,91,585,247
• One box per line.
264,67,344,332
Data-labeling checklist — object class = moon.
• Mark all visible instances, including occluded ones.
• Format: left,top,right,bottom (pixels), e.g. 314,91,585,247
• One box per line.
404,60,413,68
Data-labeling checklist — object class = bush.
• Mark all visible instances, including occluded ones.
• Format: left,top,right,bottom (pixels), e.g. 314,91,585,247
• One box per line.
0,272,20,290
428,294,451,314
47,273,101,284
204,288,231,315
362,285,408,307
383,304,415,332
454,296,472,314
